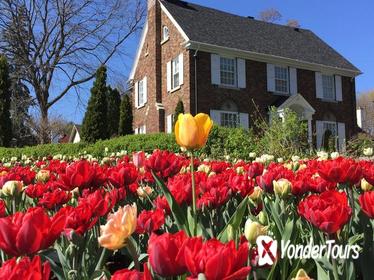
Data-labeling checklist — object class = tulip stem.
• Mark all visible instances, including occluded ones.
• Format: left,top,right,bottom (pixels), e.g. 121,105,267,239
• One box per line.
94,247,109,272
190,153,197,236
127,237,140,271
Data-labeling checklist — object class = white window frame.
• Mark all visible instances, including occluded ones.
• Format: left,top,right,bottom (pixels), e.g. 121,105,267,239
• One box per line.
220,110,240,128
166,114,174,133
322,121,338,149
162,26,169,43
274,65,289,94
220,57,237,87
138,79,144,107
322,74,336,100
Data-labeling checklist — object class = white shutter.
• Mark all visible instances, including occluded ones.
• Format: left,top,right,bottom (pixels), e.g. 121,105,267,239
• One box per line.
315,72,323,99
167,61,171,92
179,53,184,85
237,58,246,88
289,67,298,95
166,115,172,133
210,110,221,126
239,113,249,129
338,122,346,151
335,75,342,101
316,121,324,150
143,77,147,105
211,54,221,85
266,64,275,92
134,127,139,135
134,81,139,108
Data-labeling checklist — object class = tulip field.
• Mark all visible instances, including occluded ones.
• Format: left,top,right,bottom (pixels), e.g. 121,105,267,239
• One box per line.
0,115,373,279
0,150,373,280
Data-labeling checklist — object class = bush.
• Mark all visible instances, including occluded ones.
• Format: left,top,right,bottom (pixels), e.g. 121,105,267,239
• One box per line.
346,132,374,157
254,108,310,159
0,126,259,161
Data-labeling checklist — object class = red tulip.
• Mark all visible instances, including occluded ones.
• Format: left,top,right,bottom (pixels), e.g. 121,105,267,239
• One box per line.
178,238,251,280
112,263,152,280
0,200,6,217
133,151,146,169
145,150,184,179
0,207,66,256
136,209,165,234
298,190,351,234
108,164,138,187
0,255,51,280
148,231,188,277
362,163,374,186
318,158,362,186
38,189,71,210
359,191,374,219
60,203,98,237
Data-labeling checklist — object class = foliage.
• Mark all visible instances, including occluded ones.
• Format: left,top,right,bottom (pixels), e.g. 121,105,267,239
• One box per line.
107,87,121,137
0,55,12,147
81,66,108,143
118,94,133,136
173,100,185,128
346,132,374,157
254,108,310,158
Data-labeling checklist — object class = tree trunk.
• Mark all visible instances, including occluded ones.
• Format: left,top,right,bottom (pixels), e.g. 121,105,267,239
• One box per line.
40,107,50,144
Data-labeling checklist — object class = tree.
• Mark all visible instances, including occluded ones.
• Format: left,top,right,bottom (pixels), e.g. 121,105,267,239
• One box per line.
81,66,108,143
286,19,300,28
0,55,12,147
259,8,282,23
107,87,121,137
119,94,133,135
0,0,144,143
174,100,185,127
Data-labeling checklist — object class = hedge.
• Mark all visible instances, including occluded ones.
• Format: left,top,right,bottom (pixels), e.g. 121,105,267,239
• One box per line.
0,126,256,160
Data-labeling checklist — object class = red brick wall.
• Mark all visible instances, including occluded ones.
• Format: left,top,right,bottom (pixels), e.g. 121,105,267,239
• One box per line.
192,51,358,140
132,1,190,133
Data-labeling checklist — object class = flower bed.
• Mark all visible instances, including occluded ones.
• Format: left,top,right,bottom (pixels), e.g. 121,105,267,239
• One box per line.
0,113,373,280
0,150,373,279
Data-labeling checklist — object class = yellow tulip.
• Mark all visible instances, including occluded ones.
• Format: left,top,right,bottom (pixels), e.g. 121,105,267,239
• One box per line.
98,204,137,250
273,178,292,198
291,269,312,280
244,219,267,244
175,113,213,150
1,180,23,197
361,178,373,191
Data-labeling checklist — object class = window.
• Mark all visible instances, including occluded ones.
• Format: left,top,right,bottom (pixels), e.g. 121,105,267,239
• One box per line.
274,66,289,93
220,112,240,128
138,79,144,106
162,26,169,41
172,56,180,89
322,75,335,100
220,57,236,86
322,121,337,149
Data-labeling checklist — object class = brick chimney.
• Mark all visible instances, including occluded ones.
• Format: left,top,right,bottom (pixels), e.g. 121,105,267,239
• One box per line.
147,0,164,131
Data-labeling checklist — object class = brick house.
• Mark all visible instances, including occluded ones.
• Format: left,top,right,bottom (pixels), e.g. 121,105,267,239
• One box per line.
129,0,361,150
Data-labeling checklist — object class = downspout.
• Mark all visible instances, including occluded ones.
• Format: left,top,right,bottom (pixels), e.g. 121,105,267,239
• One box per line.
193,46,200,115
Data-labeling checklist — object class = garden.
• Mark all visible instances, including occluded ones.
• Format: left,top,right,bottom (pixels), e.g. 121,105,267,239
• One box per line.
0,113,373,280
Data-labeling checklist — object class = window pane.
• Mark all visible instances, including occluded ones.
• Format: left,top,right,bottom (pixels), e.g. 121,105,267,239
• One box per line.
220,112,239,128
138,80,144,105
220,57,236,86
322,75,335,100
274,66,289,93
172,56,179,89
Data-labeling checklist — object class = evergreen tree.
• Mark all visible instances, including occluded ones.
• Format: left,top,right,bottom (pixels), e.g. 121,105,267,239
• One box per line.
0,55,12,147
174,99,185,126
119,94,133,135
81,66,108,143
107,86,121,137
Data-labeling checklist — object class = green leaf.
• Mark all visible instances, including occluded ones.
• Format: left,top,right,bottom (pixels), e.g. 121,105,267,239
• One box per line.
40,249,66,280
217,197,248,242
152,171,191,236
315,259,331,280
282,218,294,243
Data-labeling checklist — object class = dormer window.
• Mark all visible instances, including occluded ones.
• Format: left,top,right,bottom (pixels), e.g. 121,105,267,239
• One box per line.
162,26,169,42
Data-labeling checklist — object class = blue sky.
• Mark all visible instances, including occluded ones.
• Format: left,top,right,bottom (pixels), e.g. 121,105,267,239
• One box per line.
54,0,374,124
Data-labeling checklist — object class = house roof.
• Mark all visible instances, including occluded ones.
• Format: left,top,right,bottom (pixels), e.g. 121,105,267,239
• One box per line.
161,0,360,74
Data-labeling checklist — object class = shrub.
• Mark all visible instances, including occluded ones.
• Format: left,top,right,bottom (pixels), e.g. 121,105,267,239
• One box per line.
254,108,309,158
346,132,374,157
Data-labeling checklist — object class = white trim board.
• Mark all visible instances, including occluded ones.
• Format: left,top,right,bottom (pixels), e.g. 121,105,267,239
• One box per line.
129,23,148,80
185,41,361,78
